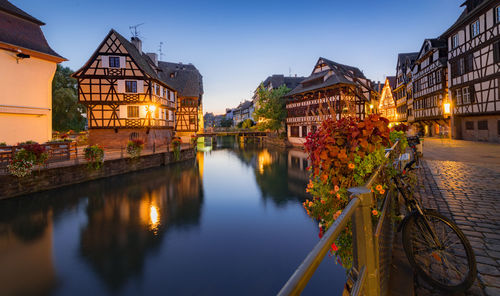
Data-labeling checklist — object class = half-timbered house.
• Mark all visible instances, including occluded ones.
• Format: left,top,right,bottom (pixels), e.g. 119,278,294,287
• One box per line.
412,38,449,136
158,62,203,139
378,76,398,122
441,0,500,142
73,29,177,148
394,53,418,123
0,0,65,145
285,57,375,146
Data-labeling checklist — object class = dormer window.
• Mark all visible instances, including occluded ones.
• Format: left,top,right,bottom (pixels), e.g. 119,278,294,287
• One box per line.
470,19,480,37
109,56,120,68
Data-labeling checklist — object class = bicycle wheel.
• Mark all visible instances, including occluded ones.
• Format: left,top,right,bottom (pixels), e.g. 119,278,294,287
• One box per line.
402,210,476,292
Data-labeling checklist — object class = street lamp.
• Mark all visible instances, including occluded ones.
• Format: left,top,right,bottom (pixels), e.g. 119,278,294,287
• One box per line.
443,101,451,116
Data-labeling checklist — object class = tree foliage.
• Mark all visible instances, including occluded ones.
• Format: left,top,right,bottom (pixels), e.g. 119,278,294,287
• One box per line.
238,119,255,129
52,65,86,131
219,118,233,127
253,84,290,133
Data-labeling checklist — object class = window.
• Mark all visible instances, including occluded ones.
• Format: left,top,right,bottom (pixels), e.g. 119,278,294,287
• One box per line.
456,89,462,105
429,73,435,86
470,19,480,37
155,84,160,96
301,126,308,138
494,41,500,63
436,69,442,83
189,116,196,125
290,126,299,137
109,56,120,68
478,120,488,130
154,107,159,118
465,121,474,130
127,106,139,118
125,81,137,93
459,58,465,76
465,53,474,73
496,5,500,24
462,87,470,104
452,34,459,49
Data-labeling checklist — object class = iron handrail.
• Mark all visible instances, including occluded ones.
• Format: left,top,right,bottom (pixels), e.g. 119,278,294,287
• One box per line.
278,141,400,296
277,197,361,296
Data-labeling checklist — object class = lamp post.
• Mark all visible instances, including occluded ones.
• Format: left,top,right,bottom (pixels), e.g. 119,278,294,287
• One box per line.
443,99,452,139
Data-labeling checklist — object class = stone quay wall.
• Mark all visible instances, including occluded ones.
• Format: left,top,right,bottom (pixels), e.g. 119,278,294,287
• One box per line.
0,148,195,200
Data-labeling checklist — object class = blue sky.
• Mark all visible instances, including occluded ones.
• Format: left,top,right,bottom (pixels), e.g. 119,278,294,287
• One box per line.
14,0,463,114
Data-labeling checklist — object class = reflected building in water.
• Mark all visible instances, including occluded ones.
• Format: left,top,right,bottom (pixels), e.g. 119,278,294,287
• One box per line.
0,207,56,296
79,160,204,291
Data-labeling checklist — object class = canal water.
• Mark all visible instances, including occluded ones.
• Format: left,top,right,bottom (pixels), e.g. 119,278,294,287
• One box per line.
0,137,346,296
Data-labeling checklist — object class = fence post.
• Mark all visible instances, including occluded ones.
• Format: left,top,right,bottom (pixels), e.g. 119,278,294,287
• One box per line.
349,187,380,296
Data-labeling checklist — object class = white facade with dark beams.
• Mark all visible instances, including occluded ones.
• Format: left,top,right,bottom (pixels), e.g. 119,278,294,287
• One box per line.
411,38,450,137
442,0,500,142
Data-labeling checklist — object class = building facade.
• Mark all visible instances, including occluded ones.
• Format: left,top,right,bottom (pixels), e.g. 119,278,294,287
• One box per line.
0,0,65,145
394,53,418,123
285,57,375,146
159,62,203,139
442,0,500,142
73,30,177,148
411,38,450,136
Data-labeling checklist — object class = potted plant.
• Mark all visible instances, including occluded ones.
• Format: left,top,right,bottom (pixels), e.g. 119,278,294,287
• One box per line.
126,139,144,159
84,145,104,169
172,137,182,161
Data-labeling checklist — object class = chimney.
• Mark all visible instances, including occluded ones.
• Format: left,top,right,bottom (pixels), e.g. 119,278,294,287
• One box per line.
131,37,142,54
146,52,158,66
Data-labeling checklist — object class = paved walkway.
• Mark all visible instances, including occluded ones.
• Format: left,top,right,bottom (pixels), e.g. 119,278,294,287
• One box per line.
413,138,500,296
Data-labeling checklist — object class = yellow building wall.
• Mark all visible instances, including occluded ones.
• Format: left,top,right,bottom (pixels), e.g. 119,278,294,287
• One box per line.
0,49,56,145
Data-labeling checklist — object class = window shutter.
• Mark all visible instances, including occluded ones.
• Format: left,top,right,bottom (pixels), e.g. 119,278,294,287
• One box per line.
101,56,109,68
119,56,126,68
494,41,500,63
137,80,144,93
119,105,127,118
117,80,125,93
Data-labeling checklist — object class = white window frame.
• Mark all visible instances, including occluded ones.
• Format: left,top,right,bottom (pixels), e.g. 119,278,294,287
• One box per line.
470,19,480,37
456,89,462,105
125,80,138,93
452,34,459,49
496,5,500,24
462,87,470,104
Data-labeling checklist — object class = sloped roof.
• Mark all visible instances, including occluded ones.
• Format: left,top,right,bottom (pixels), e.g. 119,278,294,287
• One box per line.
441,0,494,37
286,57,367,97
386,76,396,90
158,61,203,98
262,74,305,90
0,0,43,25
0,0,64,60
112,30,162,81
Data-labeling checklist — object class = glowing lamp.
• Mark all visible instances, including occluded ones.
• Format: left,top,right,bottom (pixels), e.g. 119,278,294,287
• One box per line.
369,104,374,109
443,102,451,115
149,105,156,112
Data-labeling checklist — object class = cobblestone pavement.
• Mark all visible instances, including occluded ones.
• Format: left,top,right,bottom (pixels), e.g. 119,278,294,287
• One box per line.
411,138,500,296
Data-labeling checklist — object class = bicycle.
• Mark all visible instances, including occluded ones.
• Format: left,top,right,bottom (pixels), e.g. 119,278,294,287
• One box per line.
392,136,477,293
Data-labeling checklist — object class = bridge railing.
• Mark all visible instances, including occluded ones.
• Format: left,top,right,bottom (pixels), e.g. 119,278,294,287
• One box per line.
278,141,402,296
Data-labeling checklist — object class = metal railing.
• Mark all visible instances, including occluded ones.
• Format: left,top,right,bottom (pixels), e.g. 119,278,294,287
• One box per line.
278,142,401,296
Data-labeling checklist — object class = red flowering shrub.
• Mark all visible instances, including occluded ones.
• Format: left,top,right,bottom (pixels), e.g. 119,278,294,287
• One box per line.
127,139,144,158
303,114,393,269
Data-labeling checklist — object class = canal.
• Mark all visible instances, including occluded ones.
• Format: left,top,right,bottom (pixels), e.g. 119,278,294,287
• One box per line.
0,137,346,296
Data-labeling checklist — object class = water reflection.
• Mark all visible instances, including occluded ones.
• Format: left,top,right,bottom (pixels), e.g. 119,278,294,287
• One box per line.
0,140,344,295
79,160,203,291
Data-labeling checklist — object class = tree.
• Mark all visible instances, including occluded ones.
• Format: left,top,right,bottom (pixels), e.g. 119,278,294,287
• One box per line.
52,65,86,131
220,118,233,127
241,119,255,129
253,84,290,133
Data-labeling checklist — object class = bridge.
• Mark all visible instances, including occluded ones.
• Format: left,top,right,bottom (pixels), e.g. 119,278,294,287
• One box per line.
197,128,268,137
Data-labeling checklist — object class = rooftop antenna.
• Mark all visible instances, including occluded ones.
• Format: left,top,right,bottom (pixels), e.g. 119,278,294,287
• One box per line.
158,42,164,61
129,23,145,38
289,67,292,77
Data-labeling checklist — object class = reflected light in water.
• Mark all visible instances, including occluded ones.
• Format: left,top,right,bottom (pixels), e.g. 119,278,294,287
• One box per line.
258,149,272,174
149,205,160,233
